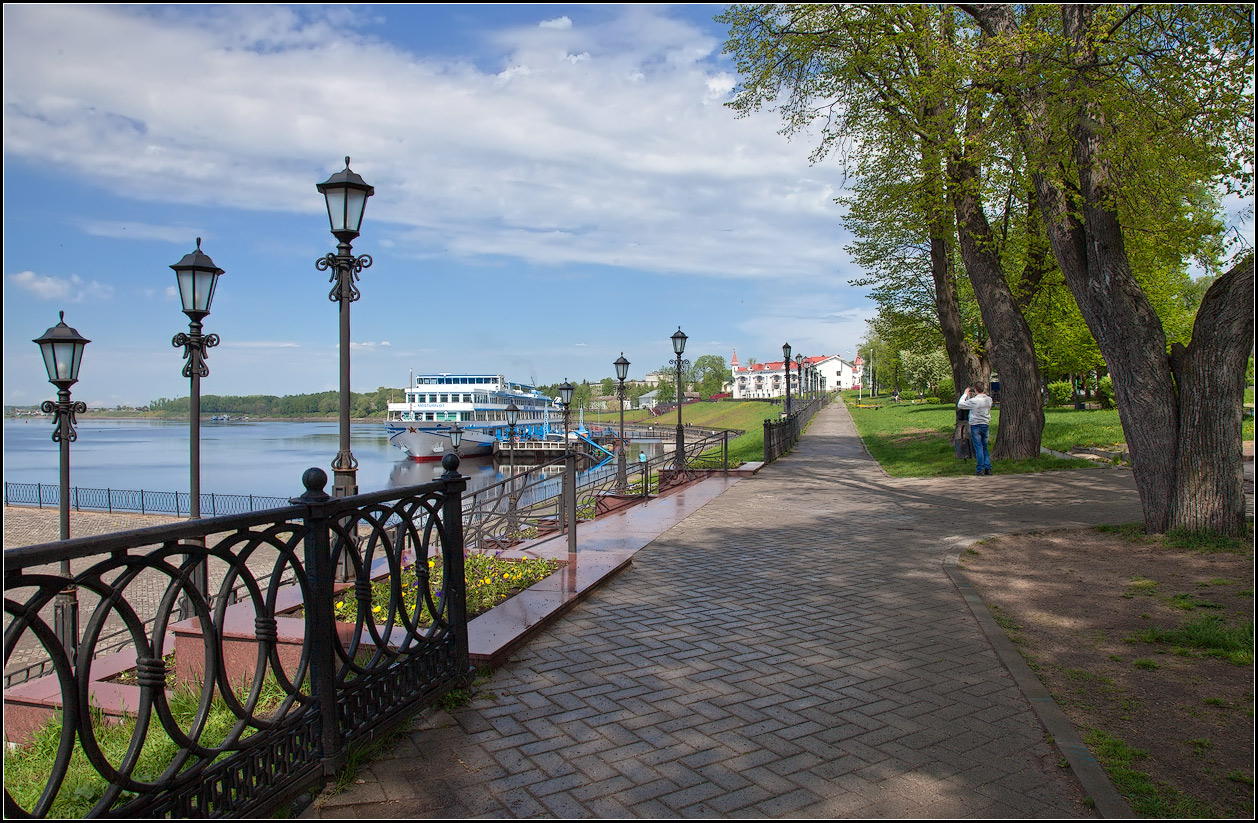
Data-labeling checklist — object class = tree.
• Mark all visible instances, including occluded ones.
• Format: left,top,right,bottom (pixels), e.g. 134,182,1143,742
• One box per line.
720,4,1047,458
600,377,616,397
692,354,733,398
960,4,1254,535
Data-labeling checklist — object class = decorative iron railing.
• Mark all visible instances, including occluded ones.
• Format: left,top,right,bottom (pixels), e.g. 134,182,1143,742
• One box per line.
461,429,730,554
3,482,289,517
763,395,830,463
3,464,469,818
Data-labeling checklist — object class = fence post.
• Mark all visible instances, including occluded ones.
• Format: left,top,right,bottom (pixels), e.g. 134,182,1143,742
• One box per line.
763,420,771,463
211,493,216,517
141,490,146,515
564,453,578,557
440,453,471,681
37,483,43,510
723,431,729,477
291,467,345,776
107,488,112,514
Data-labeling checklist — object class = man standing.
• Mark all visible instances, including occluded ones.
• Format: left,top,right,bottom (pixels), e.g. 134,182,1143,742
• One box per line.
957,384,993,476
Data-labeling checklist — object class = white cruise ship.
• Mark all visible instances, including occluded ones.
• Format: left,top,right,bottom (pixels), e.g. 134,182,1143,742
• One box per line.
384,373,558,461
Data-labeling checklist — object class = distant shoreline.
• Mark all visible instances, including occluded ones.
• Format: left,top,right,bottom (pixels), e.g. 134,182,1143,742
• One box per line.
5,413,384,424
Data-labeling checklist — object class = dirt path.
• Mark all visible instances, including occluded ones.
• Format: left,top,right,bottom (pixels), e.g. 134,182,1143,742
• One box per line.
960,528,1254,817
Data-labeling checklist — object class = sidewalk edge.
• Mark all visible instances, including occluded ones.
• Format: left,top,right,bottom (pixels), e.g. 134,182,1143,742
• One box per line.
943,542,1135,819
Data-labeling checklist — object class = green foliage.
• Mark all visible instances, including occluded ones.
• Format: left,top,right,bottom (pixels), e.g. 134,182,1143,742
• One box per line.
1046,381,1074,406
1097,375,1115,410
691,354,733,399
147,386,405,419
4,677,290,817
1127,615,1255,666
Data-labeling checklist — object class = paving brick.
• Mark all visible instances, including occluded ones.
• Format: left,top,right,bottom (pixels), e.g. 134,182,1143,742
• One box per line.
241,400,1152,818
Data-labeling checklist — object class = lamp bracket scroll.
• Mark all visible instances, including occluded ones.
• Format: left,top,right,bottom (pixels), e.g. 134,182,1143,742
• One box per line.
42,397,87,443
317,252,373,304
172,330,220,379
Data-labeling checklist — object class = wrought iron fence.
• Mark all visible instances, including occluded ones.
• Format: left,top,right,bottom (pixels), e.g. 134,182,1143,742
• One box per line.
3,482,288,517
3,464,469,818
460,429,729,555
763,395,830,463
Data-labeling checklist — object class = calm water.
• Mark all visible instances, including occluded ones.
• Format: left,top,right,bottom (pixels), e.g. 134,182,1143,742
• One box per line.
2,417,666,500
2,417,486,499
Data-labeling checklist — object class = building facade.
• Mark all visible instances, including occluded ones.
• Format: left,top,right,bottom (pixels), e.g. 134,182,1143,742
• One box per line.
730,350,858,399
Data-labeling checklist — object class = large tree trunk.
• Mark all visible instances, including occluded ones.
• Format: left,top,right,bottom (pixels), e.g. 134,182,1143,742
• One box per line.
1170,258,1255,535
924,153,986,393
948,94,1044,460
965,3,1252,535
916,16,985,395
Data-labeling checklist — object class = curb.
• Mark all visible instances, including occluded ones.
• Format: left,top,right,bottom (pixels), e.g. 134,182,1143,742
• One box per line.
943,540,1135,819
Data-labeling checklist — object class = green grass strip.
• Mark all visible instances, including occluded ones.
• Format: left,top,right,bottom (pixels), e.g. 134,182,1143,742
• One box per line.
1084,729,1214,817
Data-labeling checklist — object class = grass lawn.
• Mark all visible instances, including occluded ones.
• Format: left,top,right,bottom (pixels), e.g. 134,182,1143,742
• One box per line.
584,399,789,466
840,390,1257,478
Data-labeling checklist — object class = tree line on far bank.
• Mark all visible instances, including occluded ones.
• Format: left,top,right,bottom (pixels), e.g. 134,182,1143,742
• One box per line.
145,386,403,419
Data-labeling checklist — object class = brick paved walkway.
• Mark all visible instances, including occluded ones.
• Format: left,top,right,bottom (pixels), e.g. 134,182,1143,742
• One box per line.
303,401,1147,818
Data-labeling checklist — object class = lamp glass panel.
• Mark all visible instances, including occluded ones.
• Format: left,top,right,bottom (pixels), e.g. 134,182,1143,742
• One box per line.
196,269,219,313
324,188,348,233
505,403,519,426
48,340,83,382
39,345,58,383
346,188,368,233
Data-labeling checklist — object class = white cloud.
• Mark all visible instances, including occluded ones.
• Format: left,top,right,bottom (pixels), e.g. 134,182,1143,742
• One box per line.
2,4,852,283
8,271,114,302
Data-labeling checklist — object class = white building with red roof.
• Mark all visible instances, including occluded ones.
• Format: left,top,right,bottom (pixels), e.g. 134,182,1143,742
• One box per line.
730,350,859,399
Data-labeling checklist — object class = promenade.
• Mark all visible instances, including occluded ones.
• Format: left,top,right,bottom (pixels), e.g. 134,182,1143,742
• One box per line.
300,400,1147,818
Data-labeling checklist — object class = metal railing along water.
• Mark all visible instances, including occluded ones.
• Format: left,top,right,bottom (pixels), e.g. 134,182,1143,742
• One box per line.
3,465,469,818
4,481,288,517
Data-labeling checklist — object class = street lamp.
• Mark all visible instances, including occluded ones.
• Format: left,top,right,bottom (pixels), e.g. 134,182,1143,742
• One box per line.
170,238,224,611
33,311,89,656
614,353,630,491
782,342,792,416
504,401,520,520
795,353,804,408
316,156,375,500
558,380,574,446
671,328,689,471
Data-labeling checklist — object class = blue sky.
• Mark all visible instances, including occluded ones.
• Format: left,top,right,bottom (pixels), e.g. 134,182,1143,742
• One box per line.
3,4,871,409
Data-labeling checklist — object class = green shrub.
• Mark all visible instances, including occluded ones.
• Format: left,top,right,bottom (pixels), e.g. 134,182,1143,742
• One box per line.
900,390,918,401
925,397,941,404
1098,375,1115,410
937,378,955,400
1047,381,1074,406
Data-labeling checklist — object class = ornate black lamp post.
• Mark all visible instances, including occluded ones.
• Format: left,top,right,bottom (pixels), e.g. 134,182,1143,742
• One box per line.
170,238,223,607
795,353,804,407
558,380,574,447
504,401,520,520
782,342,792,416
316,157,375,500
614,353,630,491
671,328,689,470
33,311,90,656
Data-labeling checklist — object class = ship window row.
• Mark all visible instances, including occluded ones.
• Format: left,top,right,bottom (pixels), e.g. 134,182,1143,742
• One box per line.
406,392,549,406
415,376,499,386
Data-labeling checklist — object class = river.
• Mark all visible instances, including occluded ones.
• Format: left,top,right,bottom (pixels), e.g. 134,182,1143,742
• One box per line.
2,417,665,500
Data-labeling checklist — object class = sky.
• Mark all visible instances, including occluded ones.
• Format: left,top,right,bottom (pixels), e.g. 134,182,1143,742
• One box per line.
2,4,872,409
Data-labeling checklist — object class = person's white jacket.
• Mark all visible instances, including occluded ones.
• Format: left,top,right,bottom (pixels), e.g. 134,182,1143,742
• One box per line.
957,391,992,425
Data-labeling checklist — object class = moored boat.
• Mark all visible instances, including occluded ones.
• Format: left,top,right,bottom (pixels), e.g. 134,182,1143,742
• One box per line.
385,373,558,461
